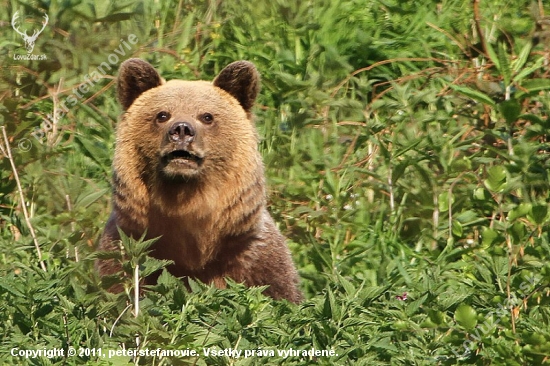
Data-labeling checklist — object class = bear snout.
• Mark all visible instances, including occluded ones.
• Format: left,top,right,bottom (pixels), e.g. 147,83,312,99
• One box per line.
159,121,204,179
168,121,196,144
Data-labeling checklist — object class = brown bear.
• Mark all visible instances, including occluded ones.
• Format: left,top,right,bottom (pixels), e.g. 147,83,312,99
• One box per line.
97,58,302,303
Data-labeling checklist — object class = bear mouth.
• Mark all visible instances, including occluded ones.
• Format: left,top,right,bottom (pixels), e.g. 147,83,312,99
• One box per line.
164,149,203,166
166,149,201,162
160,148,204,179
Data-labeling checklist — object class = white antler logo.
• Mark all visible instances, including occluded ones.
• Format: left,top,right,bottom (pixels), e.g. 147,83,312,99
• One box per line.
11,11,48,53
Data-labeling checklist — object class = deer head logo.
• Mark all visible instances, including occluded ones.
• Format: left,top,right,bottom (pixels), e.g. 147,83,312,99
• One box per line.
11,11,48,53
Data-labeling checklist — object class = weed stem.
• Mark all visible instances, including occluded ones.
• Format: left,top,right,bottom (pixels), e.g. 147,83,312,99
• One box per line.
0,126,47,271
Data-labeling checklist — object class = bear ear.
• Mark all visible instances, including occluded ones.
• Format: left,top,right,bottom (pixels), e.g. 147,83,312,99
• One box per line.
117,58,163,111
213,61,260,113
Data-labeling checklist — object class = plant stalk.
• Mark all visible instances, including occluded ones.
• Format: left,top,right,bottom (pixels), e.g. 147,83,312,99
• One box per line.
0,126,47,272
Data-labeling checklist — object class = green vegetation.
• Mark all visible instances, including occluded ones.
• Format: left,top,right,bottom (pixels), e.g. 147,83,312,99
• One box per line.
1,0,550,364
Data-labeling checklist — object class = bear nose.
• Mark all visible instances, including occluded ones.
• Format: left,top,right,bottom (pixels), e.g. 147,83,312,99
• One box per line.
168,122,195,143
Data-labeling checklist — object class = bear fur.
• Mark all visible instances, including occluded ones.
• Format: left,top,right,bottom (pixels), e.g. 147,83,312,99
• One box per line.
97,58,302,303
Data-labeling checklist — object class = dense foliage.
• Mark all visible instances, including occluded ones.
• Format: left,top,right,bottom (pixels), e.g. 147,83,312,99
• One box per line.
1,0,550,364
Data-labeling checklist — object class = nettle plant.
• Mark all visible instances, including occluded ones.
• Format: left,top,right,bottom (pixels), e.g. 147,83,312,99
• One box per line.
449,38,550,247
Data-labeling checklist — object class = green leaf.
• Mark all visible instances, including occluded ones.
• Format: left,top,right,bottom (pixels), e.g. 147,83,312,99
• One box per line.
499,100,521,125
486,41,500,71
497,42,512,87
452,220,463,237
336,273,356,297
473,187,490,201
438,192,454,212
518,114,544,125
484,166,507,193
116,228,160,261
454,304,478,330
512,41,532,74
509,221,526,244
449,84,496,108
428,309,446,325
507,203,532,222
177,12,197,51
74,134,110,175
140,258,173,278
451,156,473,172
322,288,336,318
359,286,387,303
187,278,203,293
529,205,549,225
513,57,545,84
455,210,482,224
516,78,550,99
0,280,24,297
76,188,110,208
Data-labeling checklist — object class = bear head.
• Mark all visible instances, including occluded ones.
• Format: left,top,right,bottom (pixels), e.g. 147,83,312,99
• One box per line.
114,59,263,188
101,60,303,304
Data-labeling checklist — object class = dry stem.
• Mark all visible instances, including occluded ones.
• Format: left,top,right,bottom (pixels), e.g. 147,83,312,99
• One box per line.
0,126,47,271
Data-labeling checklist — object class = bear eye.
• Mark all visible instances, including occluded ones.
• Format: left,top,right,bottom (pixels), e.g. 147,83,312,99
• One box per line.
200,113,214,124
156,111,171,122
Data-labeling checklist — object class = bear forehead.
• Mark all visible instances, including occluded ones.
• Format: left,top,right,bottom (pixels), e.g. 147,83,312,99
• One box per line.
126,80,248,121
129,80,243,114
154,80,230,101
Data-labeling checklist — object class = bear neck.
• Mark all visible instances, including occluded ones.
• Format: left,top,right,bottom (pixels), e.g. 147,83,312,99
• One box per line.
113,157,267,270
